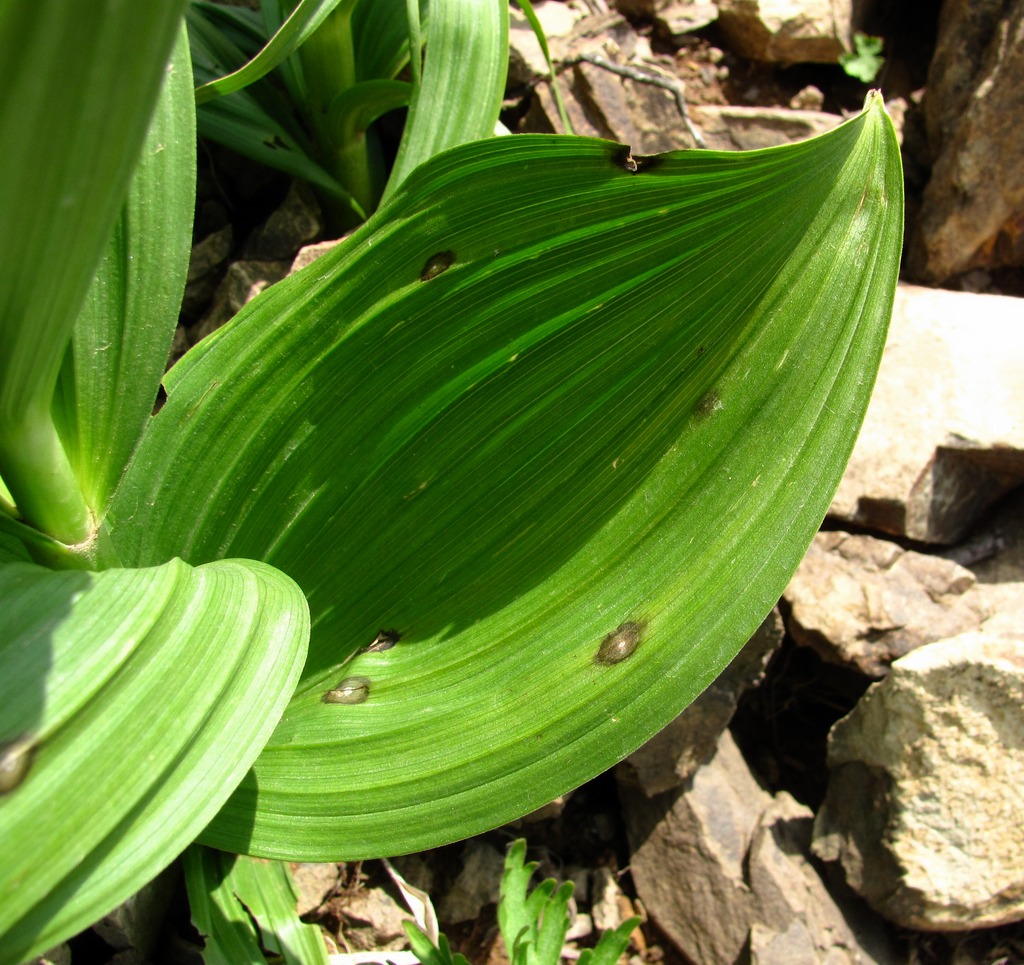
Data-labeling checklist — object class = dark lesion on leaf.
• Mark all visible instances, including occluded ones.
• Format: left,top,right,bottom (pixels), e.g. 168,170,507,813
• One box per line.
420,250,455,281
322,676,372,705
0,734,36,794
595,620,645,665
364,628,401,653
694,390,723,420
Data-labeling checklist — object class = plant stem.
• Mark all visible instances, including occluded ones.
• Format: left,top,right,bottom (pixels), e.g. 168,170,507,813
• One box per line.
297,5,378,222
0,401,92,545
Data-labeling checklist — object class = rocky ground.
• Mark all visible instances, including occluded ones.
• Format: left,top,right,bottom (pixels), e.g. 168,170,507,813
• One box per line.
63,1,1024,963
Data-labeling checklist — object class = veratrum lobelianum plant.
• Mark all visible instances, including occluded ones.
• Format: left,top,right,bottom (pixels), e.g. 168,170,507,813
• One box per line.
0,1,903,960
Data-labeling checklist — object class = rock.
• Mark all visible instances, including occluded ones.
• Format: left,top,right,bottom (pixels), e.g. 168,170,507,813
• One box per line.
618,608,782,794
830,284,1024,544
508,0,583,87
291,238,344,275
813,632,1024,930
437,840,505,924
525,64,842,151
716,0,852,64
338,886,411,952
747,793,899,965
242,180,323,261
654,1,720,42
968,488,1024,639
623,729,766,963
291,862,342,916
785,532,988,677
91,868,176,956
623,729,889,964
182,224,234,324
907,0,1024,283
192,258,291,342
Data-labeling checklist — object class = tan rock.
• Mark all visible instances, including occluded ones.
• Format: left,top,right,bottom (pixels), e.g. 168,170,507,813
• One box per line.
785,532,988,677
813,632,1024,930
907,0,1024,283
831,284,1024,544
716,0,852,64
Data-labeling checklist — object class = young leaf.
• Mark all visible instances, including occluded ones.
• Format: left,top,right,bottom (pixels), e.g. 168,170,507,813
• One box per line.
0,558,309,963
109,96,902,859
185,848,329,965
194,0,351,105
382,0,508,200
403,922,472,965
184,848,269,965
0,2,188,541
52,27,196,517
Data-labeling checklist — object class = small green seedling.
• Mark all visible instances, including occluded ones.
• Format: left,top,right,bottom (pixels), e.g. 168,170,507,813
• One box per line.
406,839,639,965
840,33,885,83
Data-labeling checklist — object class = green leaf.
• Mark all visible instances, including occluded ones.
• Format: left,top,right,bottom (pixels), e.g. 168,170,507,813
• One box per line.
52,27,195,517
185,848,329,965
577,917,640,965
194,0,350,105
109,95,902,859
0,2,188,542
403,922,472,965
187,5,360,212
839,33,885,84
382,0,508,200
185,848,268,965
0,558,309,963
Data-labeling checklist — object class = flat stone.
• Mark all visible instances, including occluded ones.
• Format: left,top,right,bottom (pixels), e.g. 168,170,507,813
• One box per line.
785,532,988,677
813,632,1024,930
830,284,1024,544
716,0,852,64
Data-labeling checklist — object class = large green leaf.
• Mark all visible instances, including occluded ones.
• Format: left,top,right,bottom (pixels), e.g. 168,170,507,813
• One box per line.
0,0,188,542
108,95,902,858
51,28,196,517
0,558,309,962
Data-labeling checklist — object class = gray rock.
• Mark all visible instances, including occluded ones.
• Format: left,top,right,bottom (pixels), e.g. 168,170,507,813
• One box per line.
813,632,1024,930
785,532,989,677
242,180,322,261
624,729,765,963
192,259,291,343
830,284,1024,544
716,0,852,64
907,0,1024,283
437,840,505,924
618,608,782,794
623,729,890,964
525,60,842,152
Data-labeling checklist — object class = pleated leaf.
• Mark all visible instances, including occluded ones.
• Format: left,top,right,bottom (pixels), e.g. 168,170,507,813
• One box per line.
51,28,195,516
0,558,309,962
108,95,902,858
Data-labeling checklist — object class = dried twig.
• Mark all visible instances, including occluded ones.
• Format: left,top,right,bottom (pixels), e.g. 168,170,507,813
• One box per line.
566,51,706,149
